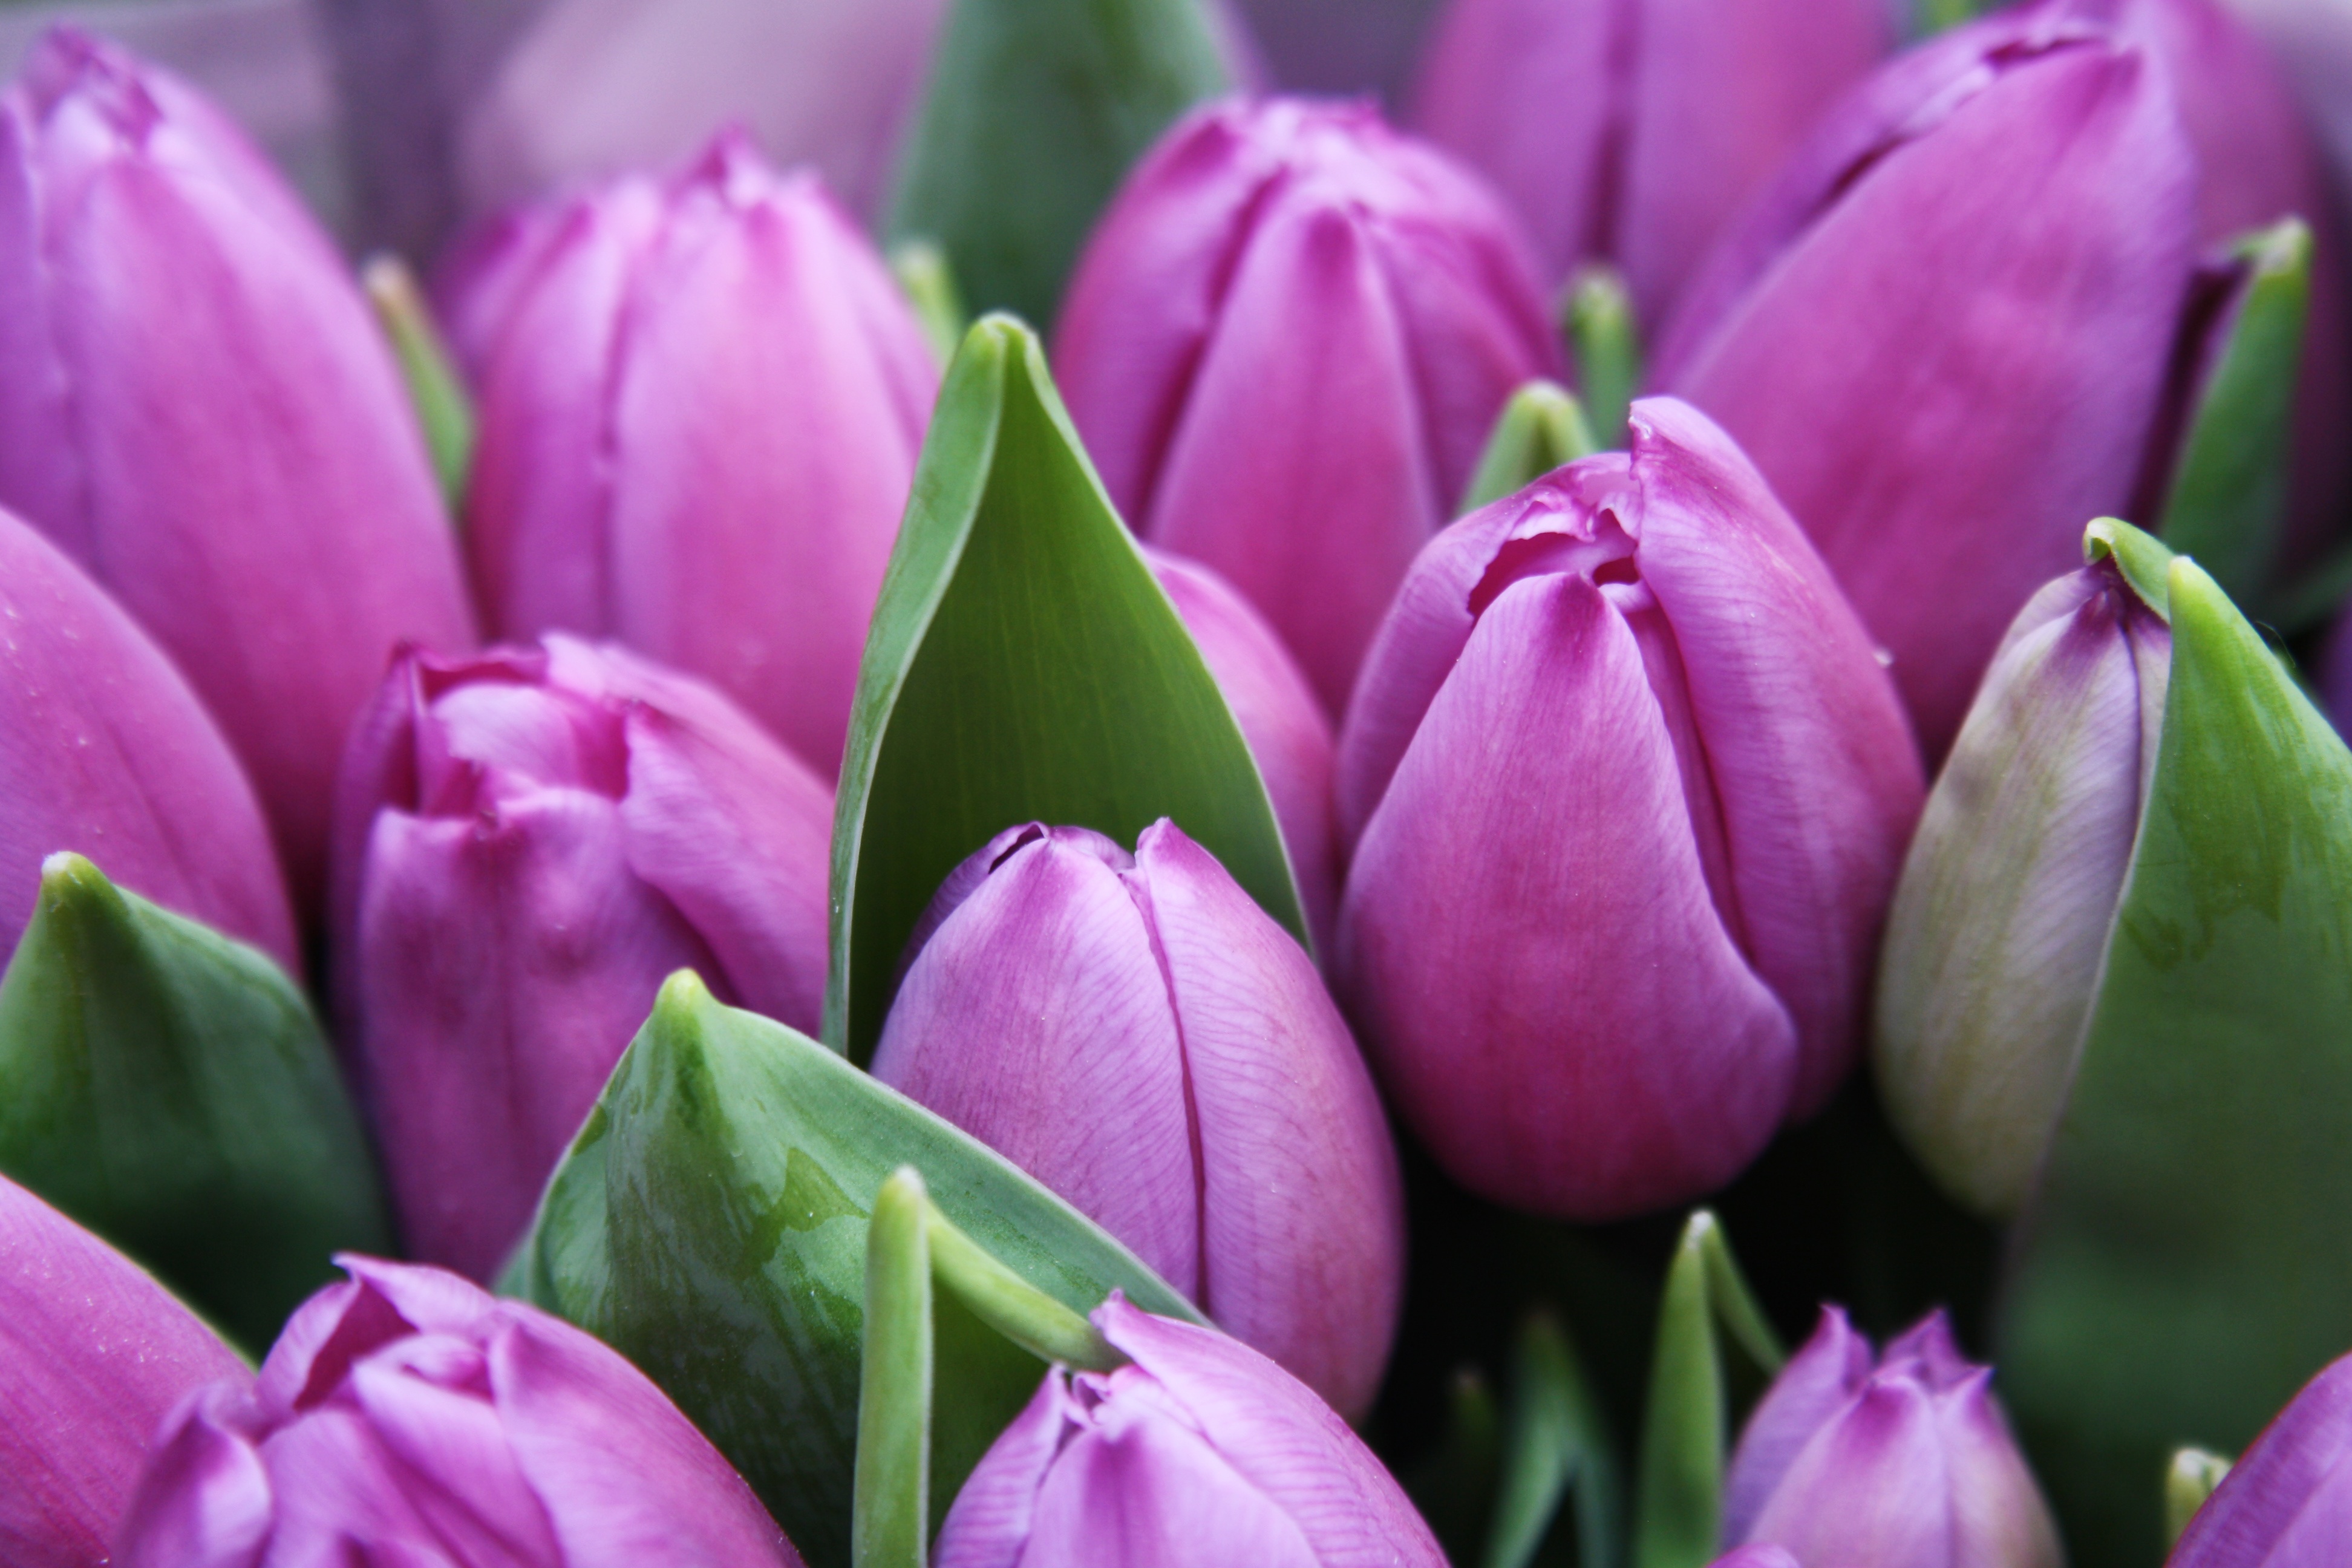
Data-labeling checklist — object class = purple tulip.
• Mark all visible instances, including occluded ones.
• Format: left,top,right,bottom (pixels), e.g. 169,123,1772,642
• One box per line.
1655,1,2198,759
1413,0,1889,320
114,1256,802,1567
1145,546,1340,956
2,1172,250,1568
1334,397,1922,1219
0,30,478,904
0,505,297,975
1054,95,1560,716
869,819,1402,1420
1725,1308,2062,1568
933,1294,1443,1568
456,131,936,778
2170,1350,2352,1566
329,635,832,1281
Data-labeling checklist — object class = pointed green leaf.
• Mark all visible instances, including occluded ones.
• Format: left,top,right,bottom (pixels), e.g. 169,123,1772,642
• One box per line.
2085,517,2178,624
1461,381,1602,515
886,0,1230,325
827,315,1304,1062
505,971,1202,1568
2165,1448,2232,1549
2157,219,2311,603
1485,1311,1624,1568
364,252,478,515
855,1170,933,1568
1406,1370,1507,1568
890,240,971,370
1564,267,1640,451
1996,557,2352,1568
0,854,390,1353
1635,1212,1784,1568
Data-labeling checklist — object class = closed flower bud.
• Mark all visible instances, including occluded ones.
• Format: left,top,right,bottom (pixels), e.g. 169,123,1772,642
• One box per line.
114,1256,802,1567
1336,397,1921,1218
934,1295,1443,1568
870,819,1402,1419
1413,0,1889,320
0,506,296,975
1876,549,2171,1220
2170,1349,2352,1567
0,30,478,902
458,131,938,777
1054,96,1560,714
330,636,832,1280
1725,1308,2062,1568
2,1172,250,1568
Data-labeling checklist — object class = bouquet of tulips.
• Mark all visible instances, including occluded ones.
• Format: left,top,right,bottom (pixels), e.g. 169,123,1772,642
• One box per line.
7,0,2352,1564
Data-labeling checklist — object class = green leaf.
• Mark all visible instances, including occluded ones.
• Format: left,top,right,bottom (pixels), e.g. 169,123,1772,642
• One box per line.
1485,1312,1624,1568
855,1170,933,1568
1406,1370,1508,1568
886,0,1230,327
2085,517,2178,624
2157,219,2312,603
1634,1212,1784,1568
363,253,479,516
1996,555,2352,1568
826,315,1304,1062
1563,268,1640,452
0,854,390,1354
2164,1448,2232,1549
505,971,1202,1568
890,240,971,371
1460,381,1602,515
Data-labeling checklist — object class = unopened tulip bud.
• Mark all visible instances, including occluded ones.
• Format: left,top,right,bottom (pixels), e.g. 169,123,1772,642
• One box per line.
115,1257,802,1567
1725,1308,2062,1568
330,636,832,1279
458,131,937,776
870,819,1402,1418
1336,397,1921,1218
1875,533,2171,1219
1055,96,1560,714
934,1295,1444,1568
2170,1350,2352,1566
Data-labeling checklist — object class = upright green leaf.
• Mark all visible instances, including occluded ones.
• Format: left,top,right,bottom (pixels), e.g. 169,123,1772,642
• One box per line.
1461,381,1602,515
363,252,479,514
887,0,1230,326
827,315,1303,1062
855,1171,933,1568
1564,268,1640,452
1635,1213,1784,1568
1486,1312,1624,1568
1997,555,2352,1568
504,972,1201,1568
1407,1370,1507,1567
0,854,390,1353
2157,219,2312,603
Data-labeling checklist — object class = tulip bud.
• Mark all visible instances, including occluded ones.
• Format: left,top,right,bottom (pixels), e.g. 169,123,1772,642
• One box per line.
0,30,478,903
1054,95,1560,714
1875,536,2171,1220
1336,397,1921,1218
1725,1308,2062,1568
330,635,832,1280
2,1171,250,1568
0,506,296,976
2169,1349,2352,1566
869,818,1402,1419
1145,546,1340,955
114,1256,803,1567
1413,0,1889,322
933,1295,1445,1568
457,131,937,777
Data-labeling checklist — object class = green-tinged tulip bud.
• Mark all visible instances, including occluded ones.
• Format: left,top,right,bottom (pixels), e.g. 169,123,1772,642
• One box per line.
2166,1447,2233,1547
1876,520,2175,1220
1459,380,1601,515
0,854,390,1352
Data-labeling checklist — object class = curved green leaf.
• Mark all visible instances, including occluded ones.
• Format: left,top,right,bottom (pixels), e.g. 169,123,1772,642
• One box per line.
1485,1311,1623,1568
505,972,1201,1568
0,854,390,1354
826,315,1304,1062
855,1171,932,1568
1461,381,1601,515
1996,556,2352,1568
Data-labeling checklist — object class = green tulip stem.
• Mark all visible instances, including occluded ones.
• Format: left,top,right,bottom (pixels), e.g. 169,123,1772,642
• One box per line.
1460,380,1602,515
2164,1448,2233,1547
855,1169,936,1568
1563,267,1641,452
924,1196,1125,1373
361,253,478,518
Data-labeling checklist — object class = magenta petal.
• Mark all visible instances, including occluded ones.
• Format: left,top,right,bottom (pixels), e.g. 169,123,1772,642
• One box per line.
1710,1550,1802,1568
1339,570,1797,1217
1744,1377,1956,1568
1723,1307,1873,1543
2172,1354,2352,1568
109,1385,271,1568
933,1373,1076,1568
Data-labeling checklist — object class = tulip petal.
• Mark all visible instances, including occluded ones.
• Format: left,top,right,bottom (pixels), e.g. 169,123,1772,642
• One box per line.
933,1372,1076,1568
1723,1307,1873,1544
1936,1372,2065,1568
2172,1355,2352,1568
110,1385,271,1568
1744,1377,1955,1568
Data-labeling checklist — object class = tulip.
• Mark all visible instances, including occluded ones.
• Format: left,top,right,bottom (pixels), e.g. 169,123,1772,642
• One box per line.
329,635,832,1280
0,30,478,903
1875,544,2171,1220
1724,1307,2062,1568
0,506,297,975
869,818,1402,1419
1334,397,1921,1218
1654,1,2198,758
2,1171,250,1568
114,1256,802,1567
933,1294,1444,1568
1413,0,1889,322
1054,95,1560,715
457,131,938,777
2169,1349,2352,1566
1145,546,1340,955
